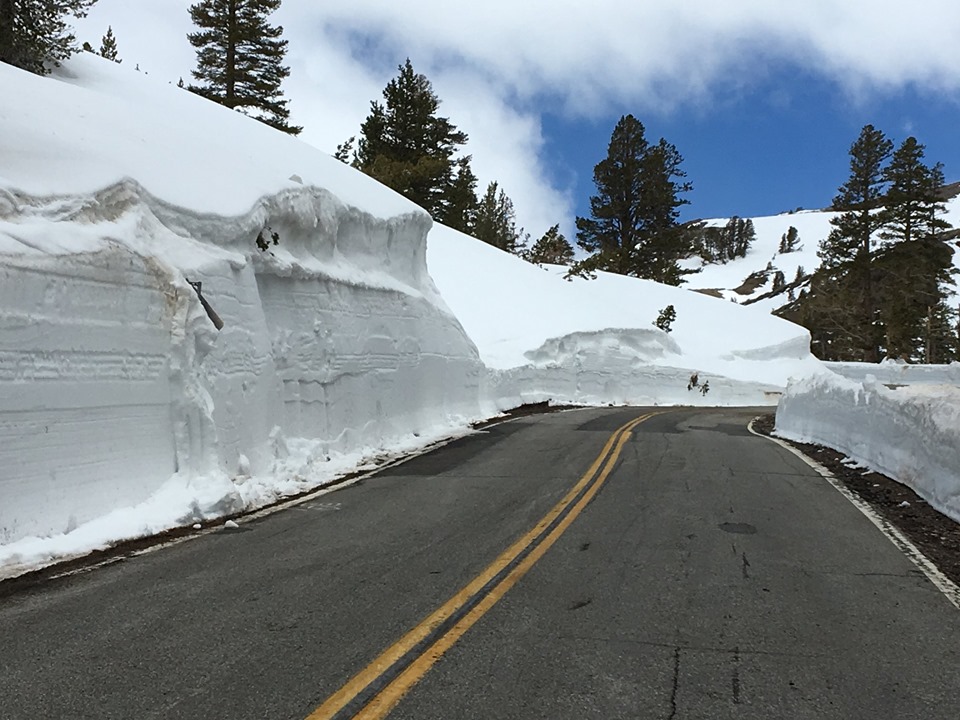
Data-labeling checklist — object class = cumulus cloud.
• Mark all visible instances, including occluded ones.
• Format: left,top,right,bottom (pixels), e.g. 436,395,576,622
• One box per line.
75,1,960,237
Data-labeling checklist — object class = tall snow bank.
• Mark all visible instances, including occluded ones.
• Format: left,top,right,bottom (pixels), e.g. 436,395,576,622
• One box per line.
427,224,824,406
0,57,485,562
775,372,960,522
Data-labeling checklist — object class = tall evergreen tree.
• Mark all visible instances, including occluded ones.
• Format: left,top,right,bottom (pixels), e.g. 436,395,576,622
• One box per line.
575,115,649,276
357,59,468,217
817,124,893,362
473,181,523,253
187,0,301,135
436,156,478,234
574,115,692,284
876,138,955,360
527,224,575,266
98,23,118,61
881,137,950,245
0,0,96,75
637,138,694,284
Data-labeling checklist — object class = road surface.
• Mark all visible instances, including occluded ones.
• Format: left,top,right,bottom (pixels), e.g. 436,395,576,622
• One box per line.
1,407,958,719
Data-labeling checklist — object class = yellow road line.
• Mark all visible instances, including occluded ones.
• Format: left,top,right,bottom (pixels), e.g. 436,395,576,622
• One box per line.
307,411,655,720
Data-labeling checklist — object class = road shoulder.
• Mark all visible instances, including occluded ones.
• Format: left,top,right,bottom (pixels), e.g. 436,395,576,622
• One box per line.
751,412,960,606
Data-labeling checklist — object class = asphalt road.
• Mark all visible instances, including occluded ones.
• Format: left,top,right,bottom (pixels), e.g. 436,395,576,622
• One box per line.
1,407,958,719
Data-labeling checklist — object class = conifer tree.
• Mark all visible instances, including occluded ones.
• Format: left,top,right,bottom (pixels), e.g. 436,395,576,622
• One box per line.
779,226,801,253
876,138,955,360
817,124,893,361
575,115,692,284
98,23,118,61
638,139,695,283
187,0,301,135
881,137,950,245
0,0,97,75
473,181,523,253
357,59,468,217
740,219,756,256
527,224,575,266
333,136,356,165
437,157,479,234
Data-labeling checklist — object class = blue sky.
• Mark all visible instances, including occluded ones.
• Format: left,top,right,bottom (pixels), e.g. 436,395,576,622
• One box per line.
77,1,960,239
544,73,960,226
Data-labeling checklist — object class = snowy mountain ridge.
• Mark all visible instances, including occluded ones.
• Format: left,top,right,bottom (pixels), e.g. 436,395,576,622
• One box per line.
684,200,960,315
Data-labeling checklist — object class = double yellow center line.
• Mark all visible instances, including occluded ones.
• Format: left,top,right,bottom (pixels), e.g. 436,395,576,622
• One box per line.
307,412,657,720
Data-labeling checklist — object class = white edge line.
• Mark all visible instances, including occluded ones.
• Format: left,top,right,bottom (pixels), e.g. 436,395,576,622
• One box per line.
748,418,960,611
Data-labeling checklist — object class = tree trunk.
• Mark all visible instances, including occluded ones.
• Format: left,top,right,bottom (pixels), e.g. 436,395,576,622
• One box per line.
225,0,236,104
0,0,16,65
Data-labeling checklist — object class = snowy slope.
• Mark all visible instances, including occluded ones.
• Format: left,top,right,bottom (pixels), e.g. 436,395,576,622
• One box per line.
684,205,960,313
427,224,823,407
12,52,945,579
0,55,487,574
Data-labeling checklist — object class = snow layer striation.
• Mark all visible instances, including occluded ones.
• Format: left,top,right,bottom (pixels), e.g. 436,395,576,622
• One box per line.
0,58,485,572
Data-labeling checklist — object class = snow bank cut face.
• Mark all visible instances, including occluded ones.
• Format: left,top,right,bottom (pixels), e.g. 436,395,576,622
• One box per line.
0,55,488,571
776,372,960,523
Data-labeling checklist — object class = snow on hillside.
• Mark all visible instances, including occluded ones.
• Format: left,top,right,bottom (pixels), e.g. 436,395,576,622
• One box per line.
684,204,960,313
683,211,830,311
4,52,951,579
427,224,822,407
0,55,487,576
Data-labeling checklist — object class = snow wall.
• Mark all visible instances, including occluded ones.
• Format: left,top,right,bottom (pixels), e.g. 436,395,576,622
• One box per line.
489,329,785,408
0,54,821,570
775,372,960,522
0,181,486,548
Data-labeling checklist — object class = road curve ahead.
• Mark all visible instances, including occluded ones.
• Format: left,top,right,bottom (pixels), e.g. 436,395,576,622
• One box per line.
1,407,958,719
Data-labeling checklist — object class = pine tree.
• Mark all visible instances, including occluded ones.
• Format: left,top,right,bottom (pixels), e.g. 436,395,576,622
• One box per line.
473,181,523,253
654,304,676,332
333,136,356,165
637,138,694,283
0,0,97,75
696,216,753,263
731,218,755,259
575,115,649,275
779,226,801,253
881,137,950,245
772,269,786,292
875,139,955,360
575,115,692,283
817,124,893,361
357,59,468,217
436,156,478,234
187,0,301,135
98,24,118,61
527,224,575,266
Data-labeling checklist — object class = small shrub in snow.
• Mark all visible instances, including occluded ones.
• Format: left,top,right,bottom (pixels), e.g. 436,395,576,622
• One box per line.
687,372,710,395
654,304,676,333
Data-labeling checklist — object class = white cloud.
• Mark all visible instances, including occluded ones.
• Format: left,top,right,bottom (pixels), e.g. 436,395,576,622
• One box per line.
74,1,960,238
